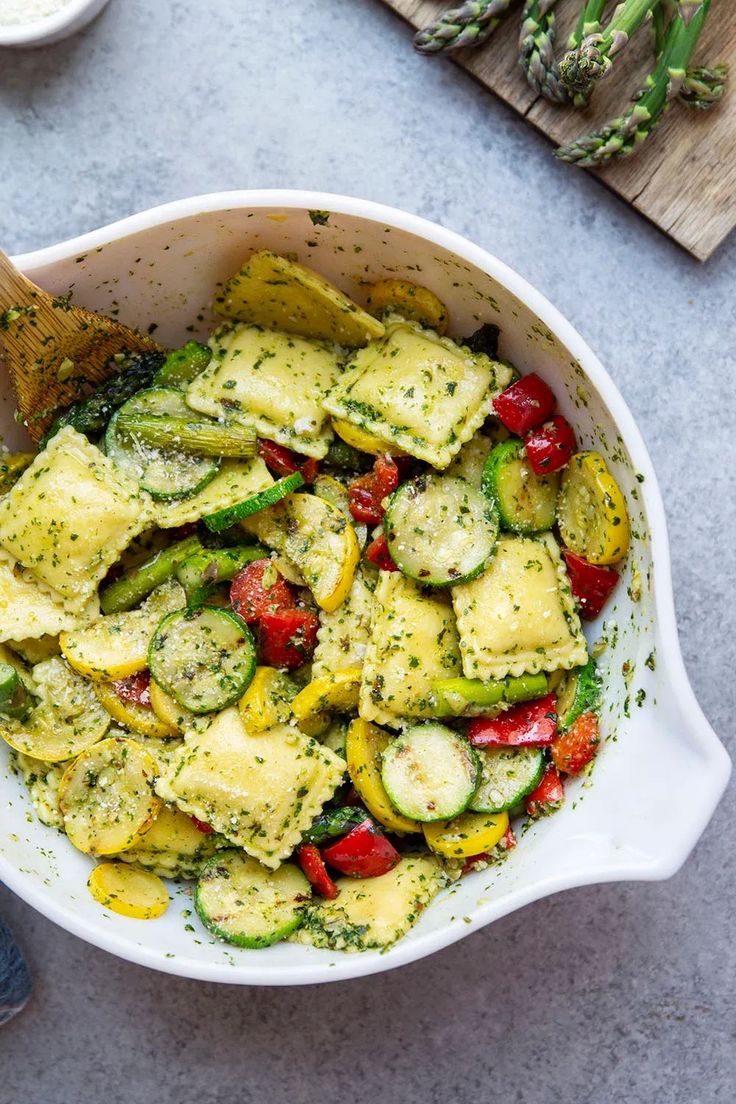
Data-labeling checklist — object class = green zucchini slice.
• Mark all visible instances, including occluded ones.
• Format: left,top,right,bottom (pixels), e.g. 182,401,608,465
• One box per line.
469,746,545,813
203,471,305,533
482,439,559,534
556,656,601,732
149,606,256,714
381,723,480,822
432,672,549,718
106,387,220,500
384,474,499,587
195,849,310,948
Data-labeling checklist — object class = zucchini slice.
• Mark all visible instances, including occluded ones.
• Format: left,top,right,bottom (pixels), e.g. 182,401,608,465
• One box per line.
58,737,161,855
149,607,256,714
432,672,549,718
555,656,601,732
482,439,560,534
469,746,545,813
88,862,170,920
384,474,499,587
345,718,421,835
195,849,310,948
202,471,304,533
106,388,220,500
557,451,630,564
381,723,480,822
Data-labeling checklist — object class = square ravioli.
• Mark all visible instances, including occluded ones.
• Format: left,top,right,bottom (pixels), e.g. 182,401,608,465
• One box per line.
359,571,462,728
312,567,375,678
0,427,150,612
186,322,341,458
322,319,514,468
452,532,588,680
156,708,345,869
0,552,99,642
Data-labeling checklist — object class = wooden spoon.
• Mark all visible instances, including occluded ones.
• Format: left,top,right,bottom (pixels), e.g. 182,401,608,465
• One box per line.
0,248,163,444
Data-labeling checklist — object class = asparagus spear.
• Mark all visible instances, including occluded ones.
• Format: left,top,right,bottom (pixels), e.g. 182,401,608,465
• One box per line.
556,0,712,167
568,0,607,50
653,0,727,109
0,662,33,721
519,0,570,103
559,0,658,105
115,414,257,458
100,534,203,614
176,544,270,605
414,0,516,53
153,341,212,387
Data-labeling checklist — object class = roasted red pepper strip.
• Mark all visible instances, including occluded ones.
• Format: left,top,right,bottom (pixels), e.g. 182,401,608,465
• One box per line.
230,559,295,624
551,712,600,775
493,373,556,435
467,693,558,747
348,455,399,525
298,844,339,899
113,670,152,708
257,439,319,483
526,766,565,816
365,532,398,571
524,415,576,475
322,819,400,878
562,550,619,620
258,607,320,669
190,816,214,834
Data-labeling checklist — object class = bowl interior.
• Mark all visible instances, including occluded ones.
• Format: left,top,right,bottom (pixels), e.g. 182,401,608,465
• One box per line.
0,198,714,984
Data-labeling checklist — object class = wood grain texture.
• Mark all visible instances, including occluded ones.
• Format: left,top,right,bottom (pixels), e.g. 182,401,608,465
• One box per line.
379,0,735,259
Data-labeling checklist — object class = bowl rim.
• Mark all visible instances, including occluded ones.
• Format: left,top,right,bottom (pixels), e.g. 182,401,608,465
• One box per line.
2,189,730,985
0,0,106,46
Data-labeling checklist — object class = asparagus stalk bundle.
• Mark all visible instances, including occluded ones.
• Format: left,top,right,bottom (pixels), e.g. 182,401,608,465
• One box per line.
414,0,516,53
519,0,569,103
115,413,257,458
559,0,657,105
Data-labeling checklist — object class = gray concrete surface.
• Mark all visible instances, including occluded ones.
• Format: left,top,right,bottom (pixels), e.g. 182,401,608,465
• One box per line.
1,1,734,1101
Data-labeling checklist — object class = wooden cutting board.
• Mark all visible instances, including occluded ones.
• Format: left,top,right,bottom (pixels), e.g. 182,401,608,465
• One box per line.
378,0,735,259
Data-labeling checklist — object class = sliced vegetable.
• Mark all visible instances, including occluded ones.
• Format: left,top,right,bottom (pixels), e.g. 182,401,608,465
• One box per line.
384,473,498,586
365,278,449,334
94,681,178,739
257,439,318,483
346,719,421,835
492,373,555,435
153,340,212,386
323,435,373,472
551,711,600,775
467,693,558,747
203,471,304,532
112,670,152,708
176,544,269,606
322,820,400,878
556,657,601,732
525,765,565,816
557,451,630,564
298,844,339,899
423,809,509,859
562,549,620,619
0,662,32,721
149,606,256,714
291,668,362,734
432,672,549,718
88,862,170,920
524,415,576,475
365,532,398,571
331,416,404,457
115,413,257,459
229,559,295,623
463,322,500,359
149,678,196,735
348,455,400,525
100,534,202,615
238,666,298,732
381,724,480,823
58,737,161,855
195,849,311,948
258,608,320,670
469,746,545,813
302,805,368,845
482,439,559,534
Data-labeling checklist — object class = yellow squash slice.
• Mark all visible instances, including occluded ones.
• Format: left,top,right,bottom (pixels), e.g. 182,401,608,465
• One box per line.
238,666,297,733
94,681,178,739
88,862,169,920
345,718,421,835
291,668,362,737
365,279,449,334
423,810,509,859
59,737,161,855
116,805,221,879
330,417,405,457
557,451,630,565
149,679,196,735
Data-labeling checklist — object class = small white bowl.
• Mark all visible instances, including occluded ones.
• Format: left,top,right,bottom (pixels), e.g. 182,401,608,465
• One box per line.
0,191,730,985
0,0,109,48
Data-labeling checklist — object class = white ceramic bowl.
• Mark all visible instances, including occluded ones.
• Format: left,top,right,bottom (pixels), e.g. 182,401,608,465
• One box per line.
0,191,730,985
0,0,109,48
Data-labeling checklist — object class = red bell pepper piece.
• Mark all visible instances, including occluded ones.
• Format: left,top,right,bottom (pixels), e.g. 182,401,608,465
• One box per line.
258,607,320,669
562,550,619,620
113,670,152,709
524,415,576,475
298,843,339,899
493,373,556,435
365,532,398,571
190,816,214,834
257,439,319,483
230,559,295,624
551,712,600,775
467,693,558,747
348,455,399,525
526,765,565,816
460,826,517,875
322,819,400,878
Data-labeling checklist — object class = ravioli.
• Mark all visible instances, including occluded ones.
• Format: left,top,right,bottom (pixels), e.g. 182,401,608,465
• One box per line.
312,567,375,678
452,532,588,680
322,318,514,468
0,552,99,642
155,708,345,868
186,323,341,458
359,572,462,728
155,457,274,528
0,427,150,612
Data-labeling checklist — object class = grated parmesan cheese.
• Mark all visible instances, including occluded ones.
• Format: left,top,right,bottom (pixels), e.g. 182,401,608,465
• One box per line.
0,0,73,25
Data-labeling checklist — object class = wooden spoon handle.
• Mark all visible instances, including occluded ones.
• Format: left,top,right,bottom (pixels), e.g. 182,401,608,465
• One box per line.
0,248,40,314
